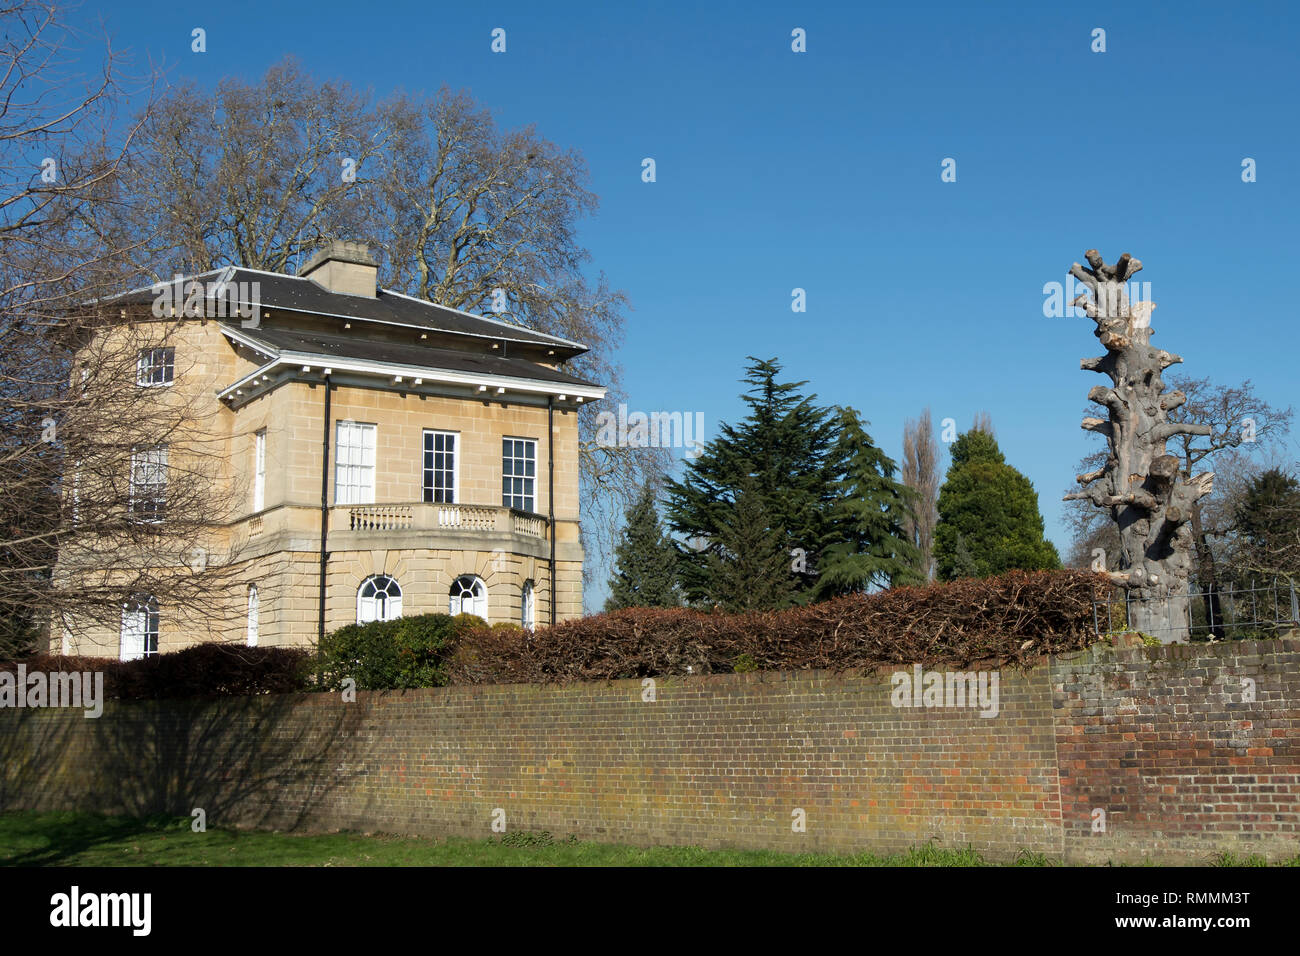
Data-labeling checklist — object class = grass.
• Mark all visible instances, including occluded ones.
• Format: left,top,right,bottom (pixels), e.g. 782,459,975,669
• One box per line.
4,812,1296,867
0,810,1061,867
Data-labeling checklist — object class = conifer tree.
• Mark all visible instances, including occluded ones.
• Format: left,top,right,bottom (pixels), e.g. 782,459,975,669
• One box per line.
816,407,923,596
605,484,679,610
1233,468,1300,582
665,357,840,604
702,478,797,612
934,429,1061,580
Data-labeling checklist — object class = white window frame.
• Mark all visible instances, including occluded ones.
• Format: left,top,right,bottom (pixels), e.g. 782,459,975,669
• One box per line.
502,437,537,513
449,574,488,622
358,574,402,623
253,429,266,512
335,421,376,505
521,580,536,631
120,595,159,661
129,444,168,523
246,584,259,646
422,429,459,504
136,347,175,387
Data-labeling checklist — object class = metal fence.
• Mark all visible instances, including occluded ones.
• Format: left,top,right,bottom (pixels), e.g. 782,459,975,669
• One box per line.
1092,578,1300,642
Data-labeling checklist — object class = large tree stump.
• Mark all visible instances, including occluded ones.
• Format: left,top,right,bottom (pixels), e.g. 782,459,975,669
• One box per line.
1063,250,1213,643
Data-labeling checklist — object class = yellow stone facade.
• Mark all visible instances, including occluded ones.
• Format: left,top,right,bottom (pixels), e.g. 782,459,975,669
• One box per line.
54,265,595,657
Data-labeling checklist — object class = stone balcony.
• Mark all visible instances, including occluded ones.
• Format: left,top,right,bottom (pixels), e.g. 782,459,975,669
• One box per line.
239,501,557,560
334,503,547,539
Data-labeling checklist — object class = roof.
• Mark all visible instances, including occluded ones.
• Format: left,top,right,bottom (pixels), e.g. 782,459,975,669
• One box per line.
228,324,601,390
109,266,590,354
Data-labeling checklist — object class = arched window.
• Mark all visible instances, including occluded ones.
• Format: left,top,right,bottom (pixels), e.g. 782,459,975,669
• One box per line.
246,585,259,646
358,574,402,623
449,574,487,621
121,594,159,661
521,580,536,631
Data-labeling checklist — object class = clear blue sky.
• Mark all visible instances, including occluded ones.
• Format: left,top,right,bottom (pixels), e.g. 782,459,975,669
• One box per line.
74,1,1299,607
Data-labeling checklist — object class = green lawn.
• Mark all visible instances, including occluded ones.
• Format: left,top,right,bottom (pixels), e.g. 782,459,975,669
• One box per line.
0,810,1056,867
1,811,1294,866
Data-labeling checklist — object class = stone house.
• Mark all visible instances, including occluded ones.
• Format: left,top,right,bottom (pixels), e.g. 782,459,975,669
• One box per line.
54,241,602,658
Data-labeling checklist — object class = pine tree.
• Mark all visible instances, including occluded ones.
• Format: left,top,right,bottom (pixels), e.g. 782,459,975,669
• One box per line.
605,484,680,610
703,478,797,612
816,406,923,596
934,429,1061,580
665,357,840,605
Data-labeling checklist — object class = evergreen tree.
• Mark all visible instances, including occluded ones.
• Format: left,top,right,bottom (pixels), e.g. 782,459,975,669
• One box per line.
665,357,840,605
934,429,1061,580
1233,467,1300,580
816,406,923,596
702,478,797,611
605,484,680,610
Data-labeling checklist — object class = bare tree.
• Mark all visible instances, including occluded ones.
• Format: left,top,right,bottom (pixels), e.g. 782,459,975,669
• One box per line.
902,408,939,581
102,61,667,576
0,1,247,656
1162,377,1292,635
1062,250,1213,643
39,318,257,650
108,57,384,278
971,411,994,437
1064,379,1292,634
373,88,670,568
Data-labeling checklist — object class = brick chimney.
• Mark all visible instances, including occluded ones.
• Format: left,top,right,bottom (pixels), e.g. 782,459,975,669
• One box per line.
299,241,377,298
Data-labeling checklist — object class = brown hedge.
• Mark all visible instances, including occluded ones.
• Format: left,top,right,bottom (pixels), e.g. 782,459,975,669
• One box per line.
0,644,310,699
0,570,1109,697
445,569,1109,685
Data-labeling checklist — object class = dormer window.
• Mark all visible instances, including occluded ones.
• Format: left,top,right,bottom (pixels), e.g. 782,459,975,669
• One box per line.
136,347,175,386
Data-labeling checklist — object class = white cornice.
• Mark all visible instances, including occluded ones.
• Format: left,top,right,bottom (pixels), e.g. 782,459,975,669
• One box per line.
215,330,604,407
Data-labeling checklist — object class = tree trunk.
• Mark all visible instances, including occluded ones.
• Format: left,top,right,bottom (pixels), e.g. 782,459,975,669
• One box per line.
1063,251,1214,644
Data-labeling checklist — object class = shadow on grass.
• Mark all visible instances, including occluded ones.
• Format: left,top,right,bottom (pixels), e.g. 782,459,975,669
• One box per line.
0,810,183,866
0,690,377,857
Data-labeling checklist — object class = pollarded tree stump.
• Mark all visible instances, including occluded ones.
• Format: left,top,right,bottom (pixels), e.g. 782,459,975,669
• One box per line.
1063,250,1213,643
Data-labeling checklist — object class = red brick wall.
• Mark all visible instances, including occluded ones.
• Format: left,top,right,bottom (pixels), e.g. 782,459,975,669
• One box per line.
1054,638,1300,863
1,639,1296,862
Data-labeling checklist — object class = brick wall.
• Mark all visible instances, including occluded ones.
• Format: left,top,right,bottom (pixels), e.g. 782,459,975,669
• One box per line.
1054,638,1300,862
1,640,1296,862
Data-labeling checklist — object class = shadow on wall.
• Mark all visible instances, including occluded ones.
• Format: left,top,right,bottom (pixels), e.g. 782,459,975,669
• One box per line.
0,694,368,839
0,709,77,811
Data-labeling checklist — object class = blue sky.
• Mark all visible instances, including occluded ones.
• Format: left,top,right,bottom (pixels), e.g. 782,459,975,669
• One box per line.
72,0,1299,606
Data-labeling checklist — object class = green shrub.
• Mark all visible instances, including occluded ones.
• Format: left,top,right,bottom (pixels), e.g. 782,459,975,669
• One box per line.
317,613,457,690
451,613,490,637
732,653,759,673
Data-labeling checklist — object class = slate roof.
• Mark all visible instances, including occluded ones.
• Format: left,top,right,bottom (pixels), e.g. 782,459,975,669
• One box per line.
110,266,589,355
228,324,600,390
